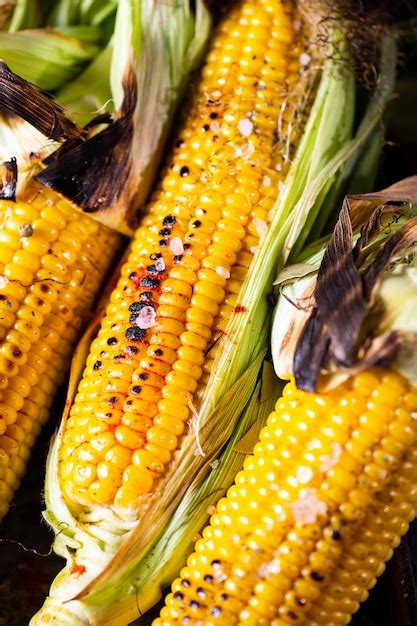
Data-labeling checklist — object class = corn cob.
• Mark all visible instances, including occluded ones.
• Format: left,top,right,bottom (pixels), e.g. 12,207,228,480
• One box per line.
0,181,121,518
154,179,417,626
58,0,306,512
154,368,417,626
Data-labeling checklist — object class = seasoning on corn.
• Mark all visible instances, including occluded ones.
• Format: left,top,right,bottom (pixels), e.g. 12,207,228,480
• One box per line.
154,178,417,626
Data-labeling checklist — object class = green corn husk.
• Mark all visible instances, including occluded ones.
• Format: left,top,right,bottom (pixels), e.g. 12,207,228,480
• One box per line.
30,8,397,624
0,0,211,234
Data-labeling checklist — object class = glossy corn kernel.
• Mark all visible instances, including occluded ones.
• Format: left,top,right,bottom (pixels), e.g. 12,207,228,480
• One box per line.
59,0,308,513
154,368,417,626
0,182,120,519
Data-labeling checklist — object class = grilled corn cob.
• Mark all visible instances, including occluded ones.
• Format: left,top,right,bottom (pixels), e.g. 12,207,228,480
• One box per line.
0,181,121,518
155,179,417,626
58,0,310,513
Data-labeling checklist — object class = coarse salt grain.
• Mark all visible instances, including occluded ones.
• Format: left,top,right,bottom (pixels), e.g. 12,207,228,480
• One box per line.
263,176,271,187
136,306,156,329
216,266,230,279
250,245,259,255
252,218,267,239
210,122,220,132
258,560,281,578
319,442,343,472
237,118,253,138
170,237,184,256
300,52,311,66
0,276,9,289
296,466,313,484
210,459,219,469
155,257,165,272
292,488,327,524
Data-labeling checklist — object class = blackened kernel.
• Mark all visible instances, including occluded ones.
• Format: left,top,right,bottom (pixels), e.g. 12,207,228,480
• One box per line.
108,396,118,405
332,530,342,541
310,571,324,582
129,302,150,314
140,276,160,289
181,579,191,588
125,327,146,341
209,112,218,119
107,337,117,346
12,348,22,358
173,591,184,601
183,243,191,250
146,264,158,274
114,355,125,362
150,253,162,260
202,124,210,131
93,360,102,370
138,372,149,380
174,255,183,263
219,594,228,601
192,220,201,228
211,607,222,617
125,400,133,407
163,215,176,226
129,314,138,324
180,166,189,177
159,228,171,237
204,575,213,583
131,385,142,394
159,239,168,247
100,350,107,358
154,348,163,357
189,601,199,610
140,292,153,302
288,611,298,620
196,588,206,598
129,271,137,279
296,597,306,607
126,345,138,355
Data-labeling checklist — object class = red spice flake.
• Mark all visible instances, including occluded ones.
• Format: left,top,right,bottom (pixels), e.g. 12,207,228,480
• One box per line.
70,561,86,576
232,304,247,313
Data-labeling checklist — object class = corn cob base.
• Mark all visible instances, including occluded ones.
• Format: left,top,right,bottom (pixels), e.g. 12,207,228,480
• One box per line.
154,368,417,626
0,183,121,519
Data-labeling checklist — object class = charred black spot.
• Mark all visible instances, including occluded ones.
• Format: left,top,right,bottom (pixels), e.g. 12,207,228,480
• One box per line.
107,337,117,346
140,276,160,289
12,348,22,358
159,228,171,237
175,139,184,148
138,372,149,380
126,345,138,355
288,611,298,620
154,348,163,357
173,591,184,601
209,112,218,119
159,239,168,247
196,587,206,598
181,579,191,588
150,253,162,260
219,594,228,601
180,166,189,177
211,560,221,567
108,396,118,405
310,571,324,582
192,220,201,228
203,574,213,583
125,327,146,341
211,607,222,617
189,601,199,610
129,271,137,279
129,301,151,314
202,124,210,132
131,385,141,394
296,597,306,606
332,530,342,541
163,215,176,226
146,264,158,275
174,255,183,263
140,291,153,302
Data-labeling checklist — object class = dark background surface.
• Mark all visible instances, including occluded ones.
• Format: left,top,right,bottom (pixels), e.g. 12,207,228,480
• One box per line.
2,3,417,626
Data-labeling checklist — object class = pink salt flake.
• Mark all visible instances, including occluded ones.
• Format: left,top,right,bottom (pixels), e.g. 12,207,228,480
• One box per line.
136,306,156,329
292,488,327,524
238,118,253,137
319,443,343,472
155,257,165,272
296,466,313,485
253,218,267,239
170,237,184,256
